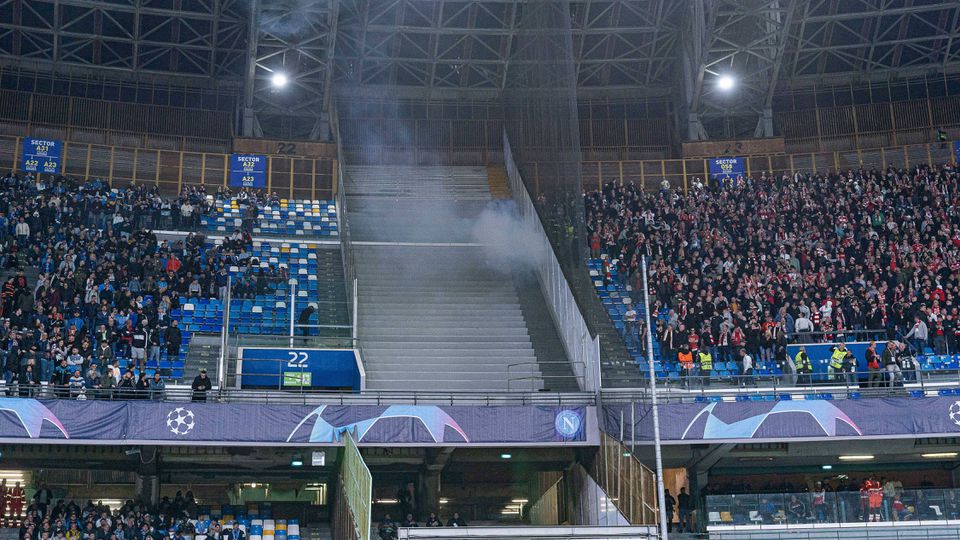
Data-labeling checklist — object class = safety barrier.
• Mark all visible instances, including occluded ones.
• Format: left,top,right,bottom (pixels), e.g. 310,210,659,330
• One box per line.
339,433,371,540
591,432,659,525
0,88,234,148
504,130,601,393
0,134,335,199
572,139,959,195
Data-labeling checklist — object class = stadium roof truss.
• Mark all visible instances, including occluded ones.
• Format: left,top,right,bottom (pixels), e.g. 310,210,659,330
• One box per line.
0,0,959,139
0,0,248,84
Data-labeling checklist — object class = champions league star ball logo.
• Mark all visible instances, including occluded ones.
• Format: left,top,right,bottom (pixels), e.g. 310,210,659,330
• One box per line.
950,402,960,428
166,407,196,435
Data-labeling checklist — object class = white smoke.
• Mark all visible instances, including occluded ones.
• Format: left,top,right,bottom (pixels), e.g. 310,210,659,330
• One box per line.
471,202,548,273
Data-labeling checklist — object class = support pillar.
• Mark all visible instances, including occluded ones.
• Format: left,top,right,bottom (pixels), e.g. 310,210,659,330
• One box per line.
420,448,454,518
134,446,160,507
241,0,261,138
421,470,441,518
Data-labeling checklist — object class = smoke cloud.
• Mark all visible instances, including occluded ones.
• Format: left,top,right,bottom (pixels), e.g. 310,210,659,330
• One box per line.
471,201,548,274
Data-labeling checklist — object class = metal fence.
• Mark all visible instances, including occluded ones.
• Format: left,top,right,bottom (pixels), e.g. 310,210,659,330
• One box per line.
707,488,960,526
600,365,960,404
0,134,335,199
591,432,659,525
504,131,600,393
341,432,372,540
572,139,958,196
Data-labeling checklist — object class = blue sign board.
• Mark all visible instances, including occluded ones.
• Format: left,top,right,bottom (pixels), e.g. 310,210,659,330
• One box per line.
954,141,960,164
229,154,267,188
21,138,62,174
708,156,744,182
239,347,362,392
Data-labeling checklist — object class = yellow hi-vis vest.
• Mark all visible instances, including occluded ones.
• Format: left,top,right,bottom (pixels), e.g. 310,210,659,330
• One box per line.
795,351,810,371
698,351,713,371
829,348,846,369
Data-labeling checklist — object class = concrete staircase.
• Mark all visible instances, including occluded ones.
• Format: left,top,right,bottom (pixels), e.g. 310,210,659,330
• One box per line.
355,245,541,392
183,334,221,383
511,270,580,391
486,165,511,199
304,524,332,540
345,165,490,243
344,165,562,392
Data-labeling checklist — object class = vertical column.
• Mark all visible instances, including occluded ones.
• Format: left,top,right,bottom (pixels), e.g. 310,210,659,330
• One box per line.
241,0,260,137
134,446,161,507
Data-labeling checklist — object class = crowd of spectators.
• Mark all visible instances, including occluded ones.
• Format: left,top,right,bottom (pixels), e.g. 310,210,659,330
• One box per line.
16,489,224,540
706,475,958,524
0,171,290,399
586,164,960,381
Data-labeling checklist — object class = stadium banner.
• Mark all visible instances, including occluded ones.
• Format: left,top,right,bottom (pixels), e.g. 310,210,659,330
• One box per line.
229,154,267,188
955,141,960,163
0,397,589,445
707,156,744,181
20,138,62,174
605,397,960,444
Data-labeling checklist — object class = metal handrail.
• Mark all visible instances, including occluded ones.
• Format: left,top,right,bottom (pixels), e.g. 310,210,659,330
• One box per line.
507,361,587,392
0,383,597,406
785,329,888,342
600,366,959,403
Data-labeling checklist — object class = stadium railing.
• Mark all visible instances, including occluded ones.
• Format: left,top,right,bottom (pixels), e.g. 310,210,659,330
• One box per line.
1,384,597,406
600,367,960,404
0,134,335,199
706,489,960,526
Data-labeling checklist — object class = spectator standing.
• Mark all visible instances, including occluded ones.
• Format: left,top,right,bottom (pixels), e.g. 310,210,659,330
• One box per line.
865,342,882,387
191,369,212,402
677,487,692,533
738,348,754,387
623,305,638,350
664,489,676,532
297,305,316,337
130,322,148,372
904,316,929,355
882,342,901,386
165,320,182,362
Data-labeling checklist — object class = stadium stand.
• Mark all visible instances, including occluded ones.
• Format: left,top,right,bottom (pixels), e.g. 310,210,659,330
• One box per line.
14,491,307,540
0,173,343,397
586,164,960,387
201,198,338,238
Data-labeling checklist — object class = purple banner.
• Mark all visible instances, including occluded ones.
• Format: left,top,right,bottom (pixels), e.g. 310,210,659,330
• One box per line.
0,398,587,445
604,397,960,443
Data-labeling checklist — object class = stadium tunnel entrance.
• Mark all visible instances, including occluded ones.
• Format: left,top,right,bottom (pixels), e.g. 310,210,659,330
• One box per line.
0,443,588,528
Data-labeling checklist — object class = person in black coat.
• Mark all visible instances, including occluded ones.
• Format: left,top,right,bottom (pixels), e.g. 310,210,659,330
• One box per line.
298,305,316,336
165,320,182,359
18,363,38,397
191,369,212,402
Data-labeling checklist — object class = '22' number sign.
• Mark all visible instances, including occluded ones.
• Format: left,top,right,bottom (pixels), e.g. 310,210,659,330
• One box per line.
287,351,309,368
